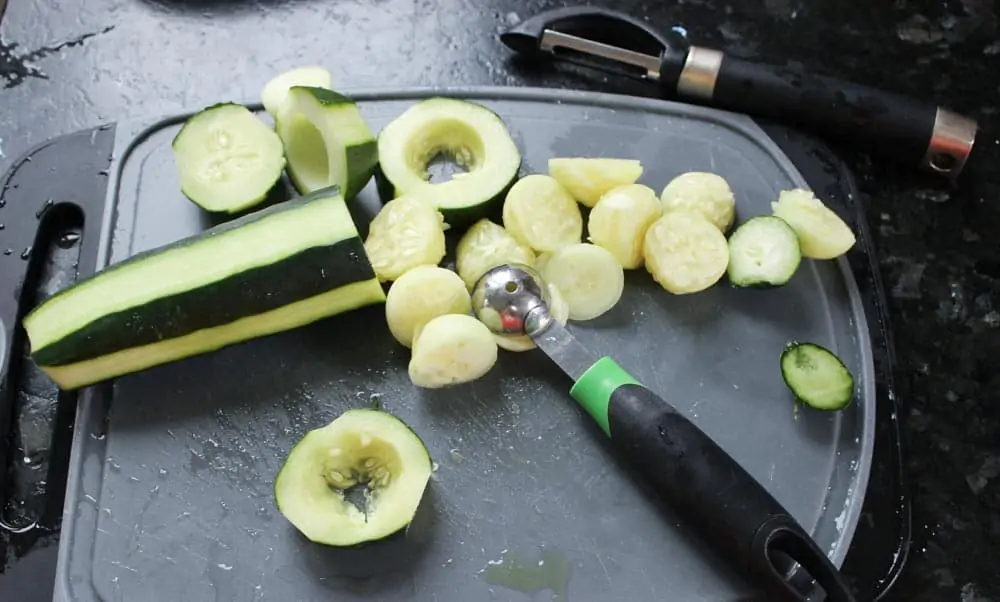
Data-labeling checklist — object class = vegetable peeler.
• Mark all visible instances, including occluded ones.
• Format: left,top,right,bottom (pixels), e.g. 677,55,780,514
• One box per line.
499,6,979,181
471,263,857,602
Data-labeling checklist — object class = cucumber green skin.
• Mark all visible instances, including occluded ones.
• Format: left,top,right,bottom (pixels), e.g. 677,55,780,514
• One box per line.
779,341,855,411
172,102,286,214
28,186,377,366
273,409,433,548
373,162,521,230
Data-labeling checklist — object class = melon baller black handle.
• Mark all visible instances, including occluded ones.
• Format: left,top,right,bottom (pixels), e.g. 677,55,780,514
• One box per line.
500,6,979,180
605,383,857,602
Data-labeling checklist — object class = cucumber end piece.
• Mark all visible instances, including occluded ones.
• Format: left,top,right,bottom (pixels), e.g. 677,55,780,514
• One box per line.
780,341,855,411
726,216,802,288
260,66,333,119
274,408,433,547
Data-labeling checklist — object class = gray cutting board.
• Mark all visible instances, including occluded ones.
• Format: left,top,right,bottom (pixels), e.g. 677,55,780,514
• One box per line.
53,87,874,602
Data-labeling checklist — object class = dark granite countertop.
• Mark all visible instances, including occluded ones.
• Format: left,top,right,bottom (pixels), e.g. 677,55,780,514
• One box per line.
1,0,998,601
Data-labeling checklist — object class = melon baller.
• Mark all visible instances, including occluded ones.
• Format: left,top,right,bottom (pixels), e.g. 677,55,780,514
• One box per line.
471,262,856,602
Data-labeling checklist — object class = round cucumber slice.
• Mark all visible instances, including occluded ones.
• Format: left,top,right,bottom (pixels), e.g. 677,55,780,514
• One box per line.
385,266,472,348
537,243,624,321
771,188,856,259
260,66,333,120
408,313,498,388
364,196,447,282
587,184,663,269
660,171,736,233
727,216,802,288
455,218,536,290
495,282,569,352
171,103,286,214
547,157,644,208
274,408,433,547
643,210,730,295
502,174,583,253
276,86,377,199
780,341,854,410
375,98,522,227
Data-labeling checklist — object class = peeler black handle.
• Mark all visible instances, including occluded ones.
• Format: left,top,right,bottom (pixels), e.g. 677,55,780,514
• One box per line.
672,48,977,179
571,358,857,602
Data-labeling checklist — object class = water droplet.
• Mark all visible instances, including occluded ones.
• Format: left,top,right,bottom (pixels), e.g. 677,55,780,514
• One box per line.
57,231,80,248
0,224,5,230
23,156,32,162
0,199,6,208
99,123,112,131
3,249,11,256
98,169,109,177
20,247,31,260
217,563,233,571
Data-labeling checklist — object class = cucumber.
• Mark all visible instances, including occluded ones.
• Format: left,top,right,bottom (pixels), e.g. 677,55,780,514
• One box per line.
455,218,536,290
771,188,856,259
780,342,855,411
502,174,583,253
643,210,730,295
660,171,736,233
364,195,447,282
275,86,377,199
726,216,802,288
537,243,624,321
547,157,644,208
260,66,333,120
408,313,498,388
171,103,286,214
375,98,522,227
23,186,386,391
587,183,662,269
274,408,433,547
495,283,569,352
384,266,472,348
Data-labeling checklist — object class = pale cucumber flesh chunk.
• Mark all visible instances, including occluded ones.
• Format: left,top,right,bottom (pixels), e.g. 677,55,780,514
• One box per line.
171,103,286,214
537,243,624,321
643,210,730,294
771,189,856,259
274,408,432,547
495,282,569,352
364,196,447,282
547,157,644,207
587,184,663,269
660,171,736,233
455,218,536,289
502,174,582,253
727,216,802,288
276,86,377,198
260,66,333,120
408,314,498,388
385,266,472,348
376,98,521,226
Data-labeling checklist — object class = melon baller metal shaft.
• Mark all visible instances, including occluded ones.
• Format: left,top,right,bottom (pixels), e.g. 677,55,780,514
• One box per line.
471,263,857,602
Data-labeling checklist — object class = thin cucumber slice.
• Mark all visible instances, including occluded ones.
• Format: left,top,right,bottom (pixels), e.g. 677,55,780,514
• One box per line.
260,66,333,120
537,243,624,321
771,188,856,259
375,98,522,227
276,86,377,198
171,103,286,214
384,266,472,348
780,342,854,410
587,184,663,269
660,171,736,233
495,283,569,352
547,157,644,207
643,210,730,294
408,314,498,388
726,216,802,288
455,218,536,290
274,408,433,547
364,196,447,282
502,174,583,253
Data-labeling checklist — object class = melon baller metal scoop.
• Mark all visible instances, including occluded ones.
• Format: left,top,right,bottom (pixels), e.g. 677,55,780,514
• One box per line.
471,263,857,602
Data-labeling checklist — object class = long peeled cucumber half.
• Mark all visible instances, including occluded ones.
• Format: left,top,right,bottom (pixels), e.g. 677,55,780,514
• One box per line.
171,102,286,214
23,186,386,390
276,86,378,199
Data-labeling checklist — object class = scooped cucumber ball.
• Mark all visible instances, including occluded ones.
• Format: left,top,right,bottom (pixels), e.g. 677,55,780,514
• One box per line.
588,184,663,269
660,171,736,233
385,266,472,348
408,314,498,389
502,174,583,253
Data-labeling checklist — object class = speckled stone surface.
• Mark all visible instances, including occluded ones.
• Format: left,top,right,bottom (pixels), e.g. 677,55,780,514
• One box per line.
1,0,998,600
